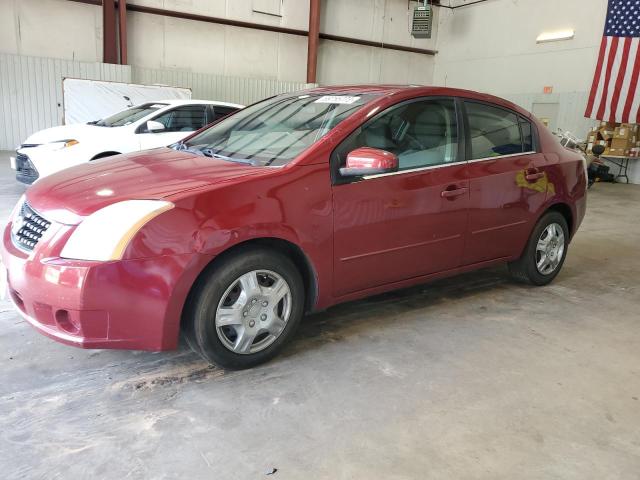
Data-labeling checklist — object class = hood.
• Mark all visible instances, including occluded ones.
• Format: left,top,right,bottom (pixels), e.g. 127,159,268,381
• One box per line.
22,123,112,146
26,148,272,224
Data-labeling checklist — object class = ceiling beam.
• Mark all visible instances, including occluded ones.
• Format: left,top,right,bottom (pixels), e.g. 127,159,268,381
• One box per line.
66,0,437,57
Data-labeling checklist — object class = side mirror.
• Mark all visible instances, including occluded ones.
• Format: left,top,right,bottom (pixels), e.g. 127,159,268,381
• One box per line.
146,120,165,133
591,144,605,158
339,147,399,177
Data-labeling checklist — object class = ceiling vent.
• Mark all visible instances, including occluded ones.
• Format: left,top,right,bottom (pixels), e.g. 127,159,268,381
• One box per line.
411,4,433,39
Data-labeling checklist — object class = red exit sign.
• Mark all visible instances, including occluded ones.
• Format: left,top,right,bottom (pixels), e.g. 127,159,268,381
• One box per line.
543,86,554,94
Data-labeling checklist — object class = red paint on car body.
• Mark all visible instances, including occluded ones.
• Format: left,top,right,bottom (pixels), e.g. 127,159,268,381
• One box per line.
1,86,586,351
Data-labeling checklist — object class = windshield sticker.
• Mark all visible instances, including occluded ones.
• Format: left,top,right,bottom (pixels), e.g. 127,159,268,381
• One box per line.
314,96,361,105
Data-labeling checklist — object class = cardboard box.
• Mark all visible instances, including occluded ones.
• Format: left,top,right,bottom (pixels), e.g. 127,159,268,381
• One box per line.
611,138,631,151
614,126,632,140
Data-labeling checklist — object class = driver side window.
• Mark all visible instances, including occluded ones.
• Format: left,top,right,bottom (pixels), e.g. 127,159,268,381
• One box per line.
335,98,458,173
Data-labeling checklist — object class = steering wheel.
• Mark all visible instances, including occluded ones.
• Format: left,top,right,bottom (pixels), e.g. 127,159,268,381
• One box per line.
402,132,426,151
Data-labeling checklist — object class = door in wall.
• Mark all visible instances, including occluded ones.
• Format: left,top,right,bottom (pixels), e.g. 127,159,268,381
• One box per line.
532,103,560,132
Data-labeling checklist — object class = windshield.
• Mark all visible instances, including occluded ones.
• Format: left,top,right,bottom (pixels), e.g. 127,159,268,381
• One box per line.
95,103,167,127
182,93,378,166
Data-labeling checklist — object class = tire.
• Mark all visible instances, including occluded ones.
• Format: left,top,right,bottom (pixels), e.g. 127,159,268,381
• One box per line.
182,247,305,369
508,211,569,286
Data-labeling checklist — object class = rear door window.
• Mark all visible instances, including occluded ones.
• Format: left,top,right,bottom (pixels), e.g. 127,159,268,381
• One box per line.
153,105,208,132
213,107,238,121
464,102,524,159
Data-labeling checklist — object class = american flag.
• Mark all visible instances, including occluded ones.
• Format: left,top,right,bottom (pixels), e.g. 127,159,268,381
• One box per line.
585,0,640,123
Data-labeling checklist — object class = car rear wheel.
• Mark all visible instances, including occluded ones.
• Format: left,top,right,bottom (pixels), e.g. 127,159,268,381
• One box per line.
508,211,569,286
183,247,304,369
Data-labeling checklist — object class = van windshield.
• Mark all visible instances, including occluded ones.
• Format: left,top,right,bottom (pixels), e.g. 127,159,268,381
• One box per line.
95,103,167,127
183,94,378,166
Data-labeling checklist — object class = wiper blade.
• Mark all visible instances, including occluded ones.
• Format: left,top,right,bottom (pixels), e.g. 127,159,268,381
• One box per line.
201,149,254,165
172,142,205,156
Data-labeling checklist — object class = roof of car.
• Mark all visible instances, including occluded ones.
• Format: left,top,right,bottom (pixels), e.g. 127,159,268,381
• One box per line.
298,84,495,97
296,84,530,118
154,99,245,108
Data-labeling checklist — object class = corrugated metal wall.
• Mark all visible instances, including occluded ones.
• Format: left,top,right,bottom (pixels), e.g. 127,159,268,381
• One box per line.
0,53,314,150
0,53,130,150
131,67,312,107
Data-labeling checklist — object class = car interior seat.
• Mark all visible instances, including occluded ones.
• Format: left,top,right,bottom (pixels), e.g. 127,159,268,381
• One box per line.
399,107,449,169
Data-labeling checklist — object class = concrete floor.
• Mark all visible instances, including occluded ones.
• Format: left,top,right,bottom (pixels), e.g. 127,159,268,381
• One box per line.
1,151,639,479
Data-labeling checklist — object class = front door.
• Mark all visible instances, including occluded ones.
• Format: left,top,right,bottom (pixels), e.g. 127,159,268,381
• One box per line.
331,98,469,297
461,101,548,264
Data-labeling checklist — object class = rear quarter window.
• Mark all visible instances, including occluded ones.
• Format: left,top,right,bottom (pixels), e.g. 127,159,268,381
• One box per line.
520,118,534,152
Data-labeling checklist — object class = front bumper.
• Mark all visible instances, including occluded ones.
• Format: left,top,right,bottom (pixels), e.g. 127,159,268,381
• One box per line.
1,221,213,351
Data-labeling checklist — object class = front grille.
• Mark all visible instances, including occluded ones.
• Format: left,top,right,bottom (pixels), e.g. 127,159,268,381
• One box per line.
11,202,52,252
15,152,39,184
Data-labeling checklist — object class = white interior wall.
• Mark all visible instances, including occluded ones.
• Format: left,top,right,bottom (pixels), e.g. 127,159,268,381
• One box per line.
1,0,619,140
0,0,102,63
434,0,608,136
318,0,437,85
0,0,437,85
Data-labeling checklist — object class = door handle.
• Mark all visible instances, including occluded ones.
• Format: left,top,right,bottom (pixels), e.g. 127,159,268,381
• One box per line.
525,168,545,182
441,186,468,199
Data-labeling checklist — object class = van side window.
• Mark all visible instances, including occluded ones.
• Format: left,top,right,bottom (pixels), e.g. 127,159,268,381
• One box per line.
336,98,458,173
465,102,523,159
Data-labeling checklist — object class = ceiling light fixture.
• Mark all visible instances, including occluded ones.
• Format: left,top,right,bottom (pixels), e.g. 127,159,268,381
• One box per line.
536,29,575,43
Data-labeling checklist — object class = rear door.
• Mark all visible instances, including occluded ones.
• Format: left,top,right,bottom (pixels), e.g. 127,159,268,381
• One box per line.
331,97,469,297
461,101,547,265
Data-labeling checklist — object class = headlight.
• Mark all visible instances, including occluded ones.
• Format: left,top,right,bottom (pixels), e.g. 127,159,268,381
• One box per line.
60,200,174,261
49,139,79,150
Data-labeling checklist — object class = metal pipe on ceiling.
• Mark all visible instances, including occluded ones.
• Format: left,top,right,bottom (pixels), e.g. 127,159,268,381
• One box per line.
451,0,491,8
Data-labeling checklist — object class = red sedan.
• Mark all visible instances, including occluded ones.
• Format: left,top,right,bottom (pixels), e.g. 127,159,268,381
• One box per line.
1,86,587,369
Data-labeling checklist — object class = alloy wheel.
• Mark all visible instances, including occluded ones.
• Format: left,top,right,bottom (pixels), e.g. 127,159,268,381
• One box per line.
215,270,292,354
535,223,565,275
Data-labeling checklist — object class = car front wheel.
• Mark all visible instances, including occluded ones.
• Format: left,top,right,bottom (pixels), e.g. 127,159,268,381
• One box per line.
508,211,569,286
183,247,305,369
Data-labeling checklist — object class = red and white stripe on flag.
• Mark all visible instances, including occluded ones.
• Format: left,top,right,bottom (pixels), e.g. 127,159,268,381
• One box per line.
585,0,640,123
